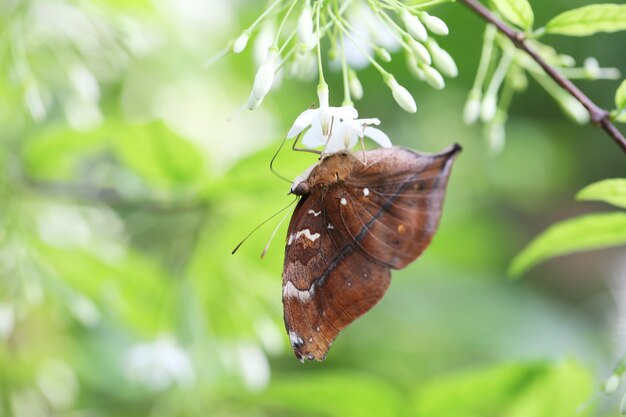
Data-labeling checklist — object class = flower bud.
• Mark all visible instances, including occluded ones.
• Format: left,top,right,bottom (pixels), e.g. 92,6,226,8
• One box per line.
401,10,427,42
463,92,482,125
559,54,576,67
604,374,621,394
348,70,363,100
427,40,458,77
487,114,506,154
252,49,278,101
297,2,314,50
386,76,416,113
247,91,263,110
584,57,600,79
317,83,329,107
420,13,449,36
406,38,431,65
233,31,249,54
421,65,445,90
406,55,425,80
481,94,497,122
559,95,589,124
376,47,392,63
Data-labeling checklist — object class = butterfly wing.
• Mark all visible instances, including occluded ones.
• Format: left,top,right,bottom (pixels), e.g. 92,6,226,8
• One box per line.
330,145,460,269
282,193,390,361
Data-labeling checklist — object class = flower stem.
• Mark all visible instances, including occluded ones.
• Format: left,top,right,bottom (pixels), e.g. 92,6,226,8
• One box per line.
460,0,626,153
315,0,327,90
275,0,301,46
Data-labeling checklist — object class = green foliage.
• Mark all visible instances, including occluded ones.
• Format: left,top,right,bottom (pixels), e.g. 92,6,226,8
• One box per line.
510,212,626,275
261,374,406,417
492,0,534,31
616,79,626,112
115,122,206,190
510,176,626,276
413,361,592,417
545,4,626,36
1,1,625,416
577,178,626,209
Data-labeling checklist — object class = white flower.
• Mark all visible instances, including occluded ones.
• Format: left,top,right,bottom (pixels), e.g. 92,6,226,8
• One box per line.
125,336,195,391
287,103,391,154
323,117,392,154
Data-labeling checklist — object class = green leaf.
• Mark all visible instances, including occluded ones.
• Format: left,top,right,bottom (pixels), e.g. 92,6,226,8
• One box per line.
412,360,592,417
546,4,626,36
261,373,406,417
24,126,110,180
616,79,626,111
506,360,592,417
115,122,206,189
510,212,626,276
576,178,626,209
413,362,547,416
492,0,534,31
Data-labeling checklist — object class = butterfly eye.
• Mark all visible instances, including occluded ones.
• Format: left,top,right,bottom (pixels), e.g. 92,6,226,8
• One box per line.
292,182,310,196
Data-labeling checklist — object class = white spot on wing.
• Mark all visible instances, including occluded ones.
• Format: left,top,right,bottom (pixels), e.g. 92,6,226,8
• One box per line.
295,229,320,242
327,223,334,229
363,188,370,196
340,198,347,206
289,331,304,347
307,210,321,217
283,281,313,301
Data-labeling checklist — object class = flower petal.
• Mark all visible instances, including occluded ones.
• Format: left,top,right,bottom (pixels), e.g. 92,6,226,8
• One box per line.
355,117,380,126
324,123,359,154
327,105,358,121
364,127,392,148
302,117,325,147
287,108,319,138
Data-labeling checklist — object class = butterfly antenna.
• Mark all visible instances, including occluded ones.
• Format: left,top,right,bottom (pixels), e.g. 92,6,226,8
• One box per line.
231,197,298,255
260,203,293,259
270,134,293,184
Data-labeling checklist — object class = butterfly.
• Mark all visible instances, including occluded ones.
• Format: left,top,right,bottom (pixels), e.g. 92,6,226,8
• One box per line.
282,144,461,361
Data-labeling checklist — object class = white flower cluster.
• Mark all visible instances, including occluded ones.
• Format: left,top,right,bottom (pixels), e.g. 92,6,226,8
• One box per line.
220,0,456,154
463,25,621,153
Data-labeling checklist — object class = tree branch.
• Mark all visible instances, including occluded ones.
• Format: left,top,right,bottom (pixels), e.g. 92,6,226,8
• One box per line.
460,0,626,154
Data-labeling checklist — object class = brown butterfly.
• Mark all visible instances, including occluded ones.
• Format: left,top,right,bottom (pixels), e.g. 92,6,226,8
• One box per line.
282,144,461,361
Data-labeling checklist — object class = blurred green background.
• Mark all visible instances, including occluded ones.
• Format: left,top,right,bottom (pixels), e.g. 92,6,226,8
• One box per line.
1,0,626,416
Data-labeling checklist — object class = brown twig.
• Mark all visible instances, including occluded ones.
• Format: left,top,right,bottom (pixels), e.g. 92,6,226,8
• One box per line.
460,0,626,154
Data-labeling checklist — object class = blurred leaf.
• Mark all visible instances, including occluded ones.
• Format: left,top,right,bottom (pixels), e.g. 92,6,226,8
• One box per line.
616,79,626,111
545,4,626,36
413,362,544,417
261,373,406,417
492,0,534,31
509,212,626,276
505,360,592,417
115,122,206,189
412,361,592,417
576,178,626,209
24,126,110,180
33,240,175,335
